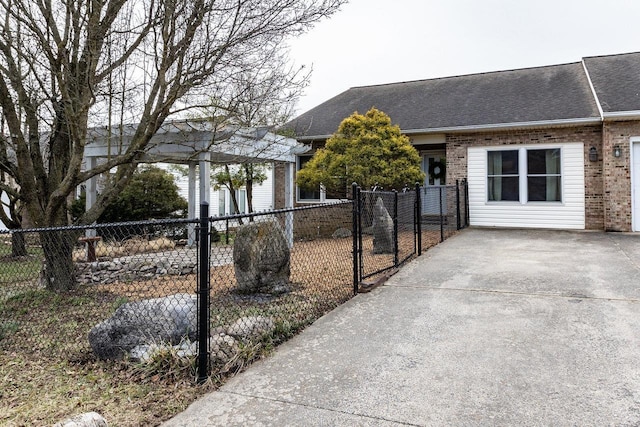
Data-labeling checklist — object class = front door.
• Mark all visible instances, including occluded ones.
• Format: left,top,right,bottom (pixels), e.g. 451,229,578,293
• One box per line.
422,151,447,215
633,142,640,231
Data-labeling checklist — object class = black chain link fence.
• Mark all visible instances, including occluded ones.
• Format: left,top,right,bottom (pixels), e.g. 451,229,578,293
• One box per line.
0,202,355,380
355,180,469,285
419,180,469,245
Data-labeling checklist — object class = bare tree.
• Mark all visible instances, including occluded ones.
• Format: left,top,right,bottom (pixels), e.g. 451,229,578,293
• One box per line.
0,0,346,290
201,47,308,219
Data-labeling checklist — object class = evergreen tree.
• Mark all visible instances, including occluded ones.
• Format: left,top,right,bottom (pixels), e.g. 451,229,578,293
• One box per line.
297,108,425,194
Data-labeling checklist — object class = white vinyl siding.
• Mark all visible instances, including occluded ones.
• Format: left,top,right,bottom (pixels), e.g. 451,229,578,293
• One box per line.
161,163,275,217
468,143,585,229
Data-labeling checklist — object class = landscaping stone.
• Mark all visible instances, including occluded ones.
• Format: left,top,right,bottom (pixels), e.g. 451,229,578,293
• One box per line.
129,340,197,363
53,412,108,427
75,257,198,285
372,197,394,254
209,334,239,364
226,316,275,340
233,220,291,294
88,293,197,360
332,227,352,239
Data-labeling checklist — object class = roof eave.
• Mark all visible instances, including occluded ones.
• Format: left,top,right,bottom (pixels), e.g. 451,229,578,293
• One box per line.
403,117,602,135
295,117,602,141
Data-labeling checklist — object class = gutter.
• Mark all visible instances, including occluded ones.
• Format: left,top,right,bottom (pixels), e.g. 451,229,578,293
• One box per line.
602,111,640,121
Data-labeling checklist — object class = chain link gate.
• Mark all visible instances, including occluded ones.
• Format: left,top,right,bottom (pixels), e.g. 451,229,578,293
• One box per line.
352,180,469,291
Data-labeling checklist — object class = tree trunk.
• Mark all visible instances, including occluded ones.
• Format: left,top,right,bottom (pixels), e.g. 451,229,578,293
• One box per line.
245,165,254,222
225,165,243,225
39,229,78,291
10,231,27,257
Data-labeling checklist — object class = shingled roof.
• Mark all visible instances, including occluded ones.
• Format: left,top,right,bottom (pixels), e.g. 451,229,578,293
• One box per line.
286,61,602,140
583,52,640,115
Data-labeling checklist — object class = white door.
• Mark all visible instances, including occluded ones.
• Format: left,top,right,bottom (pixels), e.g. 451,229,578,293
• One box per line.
633,142,640,231
422,152,447,215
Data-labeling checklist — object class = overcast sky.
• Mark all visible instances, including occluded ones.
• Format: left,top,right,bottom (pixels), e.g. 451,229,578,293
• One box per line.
288,0,640,115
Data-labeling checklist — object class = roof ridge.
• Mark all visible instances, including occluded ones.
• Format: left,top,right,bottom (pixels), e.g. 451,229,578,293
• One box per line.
582,51,640,61
349,61,584,90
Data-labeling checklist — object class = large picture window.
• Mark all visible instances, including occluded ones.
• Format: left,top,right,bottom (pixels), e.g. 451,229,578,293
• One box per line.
487,147,562,203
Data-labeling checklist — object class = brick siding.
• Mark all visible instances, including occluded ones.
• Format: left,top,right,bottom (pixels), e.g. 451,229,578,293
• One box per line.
445,125,604,230
602,121,640,231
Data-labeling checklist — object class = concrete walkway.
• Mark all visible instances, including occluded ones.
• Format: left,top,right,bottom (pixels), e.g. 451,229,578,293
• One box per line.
163,228,640,426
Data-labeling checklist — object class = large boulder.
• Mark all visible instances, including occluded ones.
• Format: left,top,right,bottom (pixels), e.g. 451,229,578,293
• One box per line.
233,219,291,294
372,197,394,254
88,293,197,360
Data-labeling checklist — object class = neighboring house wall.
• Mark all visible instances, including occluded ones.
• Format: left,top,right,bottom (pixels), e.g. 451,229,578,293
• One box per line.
601,120,640,231
445,125,604,230
164,163,276,217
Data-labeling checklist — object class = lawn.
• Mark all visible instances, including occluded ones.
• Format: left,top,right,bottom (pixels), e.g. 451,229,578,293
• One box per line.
0,230,450,426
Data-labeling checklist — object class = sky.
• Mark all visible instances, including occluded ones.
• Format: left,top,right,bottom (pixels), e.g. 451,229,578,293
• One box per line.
288,0,640,115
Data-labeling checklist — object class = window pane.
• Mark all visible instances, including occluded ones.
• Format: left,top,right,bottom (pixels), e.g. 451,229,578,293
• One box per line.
218,191,226,215
298,155,320,200
488,176,519,201
528,176,561,201
238,189,246,213
528,149,560,175
488,150,518,175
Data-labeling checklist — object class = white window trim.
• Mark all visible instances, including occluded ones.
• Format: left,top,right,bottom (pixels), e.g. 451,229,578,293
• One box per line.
631,137,640,232
486,146,565,205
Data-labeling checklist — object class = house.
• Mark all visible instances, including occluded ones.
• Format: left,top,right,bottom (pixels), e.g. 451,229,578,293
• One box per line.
284,51,640,232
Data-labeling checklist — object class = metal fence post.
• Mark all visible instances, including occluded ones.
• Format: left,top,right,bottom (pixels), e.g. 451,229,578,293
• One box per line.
352,183,359,295
439,187,444,243
464,179,470,227
415,183,422,256
393,190,399,268
197,201,210,383
456,179,461,230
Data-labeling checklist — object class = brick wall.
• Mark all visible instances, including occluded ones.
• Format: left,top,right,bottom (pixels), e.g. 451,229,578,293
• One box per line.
273,162,286,210
445,125,604,230
293,203,352,240
602,121,640,231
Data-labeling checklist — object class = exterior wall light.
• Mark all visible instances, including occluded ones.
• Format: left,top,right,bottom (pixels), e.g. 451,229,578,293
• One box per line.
589,146,598,162
613,145,622,158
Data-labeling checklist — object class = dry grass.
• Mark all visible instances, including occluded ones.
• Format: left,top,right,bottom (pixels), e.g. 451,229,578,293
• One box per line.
0,230,452,426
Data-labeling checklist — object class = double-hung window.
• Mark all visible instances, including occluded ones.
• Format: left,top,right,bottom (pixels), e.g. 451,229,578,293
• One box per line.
487,148,562,203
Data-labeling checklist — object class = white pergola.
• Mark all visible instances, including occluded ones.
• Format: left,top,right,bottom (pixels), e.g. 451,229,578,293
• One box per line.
83,119,307,244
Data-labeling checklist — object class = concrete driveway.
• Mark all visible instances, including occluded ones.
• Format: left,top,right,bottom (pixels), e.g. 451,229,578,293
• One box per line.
163,228,640,426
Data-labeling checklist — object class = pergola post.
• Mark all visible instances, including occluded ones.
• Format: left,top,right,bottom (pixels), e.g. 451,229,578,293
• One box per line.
85,156,97,238
284,162,294,247
187,162,197,246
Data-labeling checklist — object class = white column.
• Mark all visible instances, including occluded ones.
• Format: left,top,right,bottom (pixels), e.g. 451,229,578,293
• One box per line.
85,157,97,238
284,162,294,247
199,152,211,205
187,162,197,246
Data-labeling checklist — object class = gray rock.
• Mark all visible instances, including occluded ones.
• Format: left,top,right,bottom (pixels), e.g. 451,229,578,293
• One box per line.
226,316,275,340
88,293,197,360
129,340,197,363
332,227,352,239
372,197,394,254
53,412,108,427
233,220,291,294
209,334,239,364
